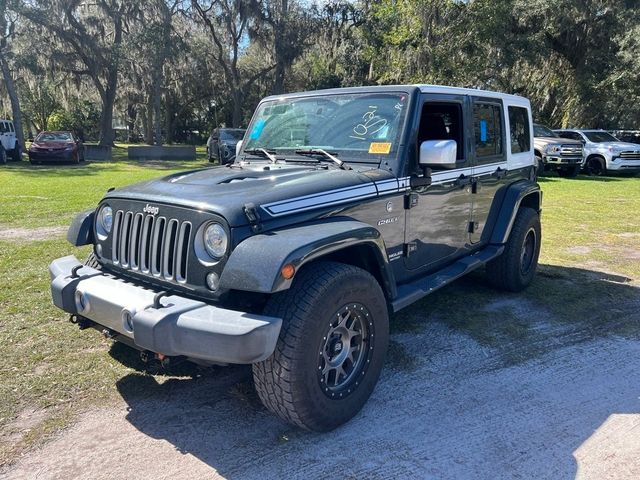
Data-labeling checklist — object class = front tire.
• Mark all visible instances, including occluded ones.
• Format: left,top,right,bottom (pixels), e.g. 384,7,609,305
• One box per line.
558,165,580,178
586,156,606,176
486,207,541,292
0,146,6,164
253,261,389,431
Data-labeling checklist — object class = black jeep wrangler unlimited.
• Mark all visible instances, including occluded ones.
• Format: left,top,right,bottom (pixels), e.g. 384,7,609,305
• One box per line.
50,85,541,431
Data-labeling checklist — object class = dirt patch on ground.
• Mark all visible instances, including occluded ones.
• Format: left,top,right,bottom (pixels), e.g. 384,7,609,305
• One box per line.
0,408,48,445
0,225,67,241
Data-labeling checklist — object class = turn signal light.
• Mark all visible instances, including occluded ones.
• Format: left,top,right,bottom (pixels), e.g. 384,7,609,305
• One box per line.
281,263,296,280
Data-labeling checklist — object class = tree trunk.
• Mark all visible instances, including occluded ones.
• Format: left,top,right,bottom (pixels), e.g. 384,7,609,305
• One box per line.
0,51,25,151
231,89,243,128
144,101,153,145
98,76,117,146
152,67,163,146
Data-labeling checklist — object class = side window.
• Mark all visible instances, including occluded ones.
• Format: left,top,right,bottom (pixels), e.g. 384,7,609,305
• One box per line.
8,122,14,133
508,106,530,153
0,122,7,133
473,103,503,160
417,101,465,163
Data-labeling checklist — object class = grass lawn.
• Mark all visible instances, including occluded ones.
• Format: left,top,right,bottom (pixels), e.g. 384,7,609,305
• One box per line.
0,156,638,466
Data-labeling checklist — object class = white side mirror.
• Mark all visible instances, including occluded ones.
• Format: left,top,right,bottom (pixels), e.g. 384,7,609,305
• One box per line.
419,140,457,169
235,140,243,158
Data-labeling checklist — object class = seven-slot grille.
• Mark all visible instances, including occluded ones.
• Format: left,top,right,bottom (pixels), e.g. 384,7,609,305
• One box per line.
111,210,192,283
620,151,640,160
560,144,583,156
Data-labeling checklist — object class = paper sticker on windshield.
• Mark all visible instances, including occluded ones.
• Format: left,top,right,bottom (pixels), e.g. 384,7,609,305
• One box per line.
369,142,392,154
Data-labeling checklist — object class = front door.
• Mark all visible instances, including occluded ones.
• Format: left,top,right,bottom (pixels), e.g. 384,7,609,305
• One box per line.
404,94,473,272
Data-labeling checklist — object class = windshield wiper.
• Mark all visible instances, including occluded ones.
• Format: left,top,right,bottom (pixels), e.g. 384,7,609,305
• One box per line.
294,149,351,170
243,148,277,163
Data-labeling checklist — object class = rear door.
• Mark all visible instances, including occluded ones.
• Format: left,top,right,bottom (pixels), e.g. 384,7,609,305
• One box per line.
469,97,507,244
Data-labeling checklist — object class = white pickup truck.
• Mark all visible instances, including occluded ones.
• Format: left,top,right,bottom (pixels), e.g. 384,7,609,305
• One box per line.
554,128,640,176
0,119,22,163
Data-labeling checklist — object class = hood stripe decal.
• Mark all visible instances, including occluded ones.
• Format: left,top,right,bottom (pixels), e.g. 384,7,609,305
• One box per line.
261,162,510,216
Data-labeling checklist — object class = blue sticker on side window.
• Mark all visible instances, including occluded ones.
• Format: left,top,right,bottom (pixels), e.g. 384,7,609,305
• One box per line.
480,120,487,142
250,119,266,140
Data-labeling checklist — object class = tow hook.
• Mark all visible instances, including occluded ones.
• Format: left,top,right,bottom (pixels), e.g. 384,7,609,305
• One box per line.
69,314,93,330
140,350,185,368
101,328,117,339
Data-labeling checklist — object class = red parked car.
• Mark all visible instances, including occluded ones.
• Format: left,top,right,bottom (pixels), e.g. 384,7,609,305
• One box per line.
28,131,85,164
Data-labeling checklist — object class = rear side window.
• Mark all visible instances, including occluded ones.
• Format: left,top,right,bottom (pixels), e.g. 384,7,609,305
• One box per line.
473,103,503,158
9,122,14,132
508,106,530,153
0,122,6,133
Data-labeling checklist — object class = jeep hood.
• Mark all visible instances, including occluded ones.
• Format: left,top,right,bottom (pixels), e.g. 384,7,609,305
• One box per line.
104,163,391,227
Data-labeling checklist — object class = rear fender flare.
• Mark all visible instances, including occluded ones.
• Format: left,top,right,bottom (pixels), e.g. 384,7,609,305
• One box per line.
490,181,542,245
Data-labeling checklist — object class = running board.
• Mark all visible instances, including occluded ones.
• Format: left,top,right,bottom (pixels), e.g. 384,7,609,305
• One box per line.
391,245,504,313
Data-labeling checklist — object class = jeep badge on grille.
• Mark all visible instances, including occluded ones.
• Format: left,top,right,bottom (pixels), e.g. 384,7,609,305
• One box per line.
143,204,159,215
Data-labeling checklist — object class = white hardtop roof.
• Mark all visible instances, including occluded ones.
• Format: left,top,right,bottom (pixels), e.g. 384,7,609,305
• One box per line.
414,84,529,103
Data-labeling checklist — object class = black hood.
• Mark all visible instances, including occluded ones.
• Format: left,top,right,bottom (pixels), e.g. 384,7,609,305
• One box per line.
104,162,393,227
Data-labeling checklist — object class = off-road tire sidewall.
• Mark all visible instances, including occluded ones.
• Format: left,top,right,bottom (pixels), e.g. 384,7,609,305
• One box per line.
486,207,541,292
253,262,389,431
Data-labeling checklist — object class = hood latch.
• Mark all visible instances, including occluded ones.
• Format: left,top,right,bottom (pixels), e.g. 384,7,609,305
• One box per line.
243,203,263,233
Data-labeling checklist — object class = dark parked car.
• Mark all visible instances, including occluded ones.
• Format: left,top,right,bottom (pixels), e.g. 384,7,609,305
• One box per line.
29,131,85,164
206,128,245,164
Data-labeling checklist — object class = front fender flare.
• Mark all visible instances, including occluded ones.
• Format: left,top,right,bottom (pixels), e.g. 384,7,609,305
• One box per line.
67,209,95,246
219,220,391,294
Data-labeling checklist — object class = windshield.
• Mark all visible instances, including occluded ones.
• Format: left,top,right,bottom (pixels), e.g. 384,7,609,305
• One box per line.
36,132,73,142
533,124,557,138
583,131,619,143
242,92,409,162
220,129,245,141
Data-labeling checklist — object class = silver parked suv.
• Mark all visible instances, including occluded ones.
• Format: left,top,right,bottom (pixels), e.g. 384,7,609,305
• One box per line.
554,129,640,176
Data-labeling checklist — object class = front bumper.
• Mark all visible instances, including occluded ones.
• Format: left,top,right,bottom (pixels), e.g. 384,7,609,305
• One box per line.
49,256,282,364
542,155,583,166
609,157,640,171
29,150,74,161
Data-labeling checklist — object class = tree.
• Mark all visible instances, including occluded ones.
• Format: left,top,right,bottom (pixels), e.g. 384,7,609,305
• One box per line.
0,0,25,150
18,0,142,145
191,0,275,127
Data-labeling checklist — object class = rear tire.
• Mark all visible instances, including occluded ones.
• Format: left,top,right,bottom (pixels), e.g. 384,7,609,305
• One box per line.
486,207,541,292
253,261,389,431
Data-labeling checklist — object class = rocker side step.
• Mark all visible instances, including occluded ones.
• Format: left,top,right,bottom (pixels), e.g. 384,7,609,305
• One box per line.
391,245,504,313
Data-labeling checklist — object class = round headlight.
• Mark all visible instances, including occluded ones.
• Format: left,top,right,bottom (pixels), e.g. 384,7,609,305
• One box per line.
99,205,113,233
203,223,228,259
